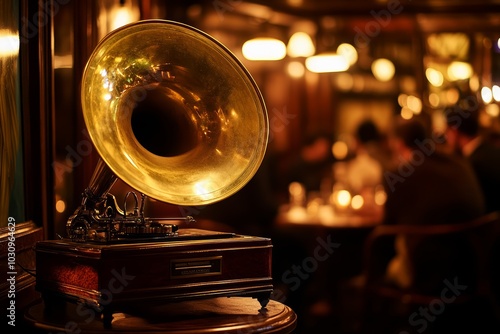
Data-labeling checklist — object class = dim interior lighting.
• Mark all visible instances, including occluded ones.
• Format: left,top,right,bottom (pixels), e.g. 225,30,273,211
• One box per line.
398,93,408,107
242,38,286,61
400,107,414,120
374,186,387,205
335,72,354,91
446,87,460,105
337,43,358,65
406,95,422,114
54,55,73,69
447,61,473,81
351,195,364,210
0,30,19,57
481,86,493,104
469,75,480,92
287,0,304,6
305,53,349,73
426,68,444,87
287,61,305,78
492,85,500,101
113,6,133,30
486,103,500,117
399,94,422,115
289,181,306,207
428,93,440,107
332,140,349,160
55,200,66,213
335,190,351,207
111,3,138,31
287,32,315,57
371,58,395,82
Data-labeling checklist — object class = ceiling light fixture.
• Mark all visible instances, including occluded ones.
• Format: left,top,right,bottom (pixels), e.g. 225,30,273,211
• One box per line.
242,38,287,61
336,43,358,65
305,53,349,73
287,32,315,58
447,61,473,81
371,58,395,82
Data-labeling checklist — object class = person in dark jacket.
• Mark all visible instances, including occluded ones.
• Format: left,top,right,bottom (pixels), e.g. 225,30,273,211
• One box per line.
382,117,486,292
445,101,500,213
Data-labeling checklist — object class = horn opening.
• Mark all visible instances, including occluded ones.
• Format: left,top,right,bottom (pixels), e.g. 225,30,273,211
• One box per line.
81,20,269,206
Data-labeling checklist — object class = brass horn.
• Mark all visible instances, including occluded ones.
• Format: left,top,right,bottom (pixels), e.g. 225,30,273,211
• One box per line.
81,20,269,207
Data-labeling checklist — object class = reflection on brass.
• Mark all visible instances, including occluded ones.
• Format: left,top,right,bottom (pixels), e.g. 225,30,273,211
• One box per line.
66,20,269,242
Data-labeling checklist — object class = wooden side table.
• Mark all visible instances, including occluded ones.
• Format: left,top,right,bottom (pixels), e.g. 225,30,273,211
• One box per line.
24,297,297,333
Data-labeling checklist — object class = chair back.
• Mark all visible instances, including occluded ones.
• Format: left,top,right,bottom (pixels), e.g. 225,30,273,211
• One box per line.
362,211,500,302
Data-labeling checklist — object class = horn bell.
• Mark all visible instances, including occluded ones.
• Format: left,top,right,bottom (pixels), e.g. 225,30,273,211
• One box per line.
81,20,269,206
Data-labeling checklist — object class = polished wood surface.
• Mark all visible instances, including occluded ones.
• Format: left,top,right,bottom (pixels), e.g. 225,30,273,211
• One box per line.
35,229,273,323
25,297,297,333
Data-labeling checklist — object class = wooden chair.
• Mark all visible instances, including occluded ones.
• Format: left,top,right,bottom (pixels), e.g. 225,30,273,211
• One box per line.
358,211,500,333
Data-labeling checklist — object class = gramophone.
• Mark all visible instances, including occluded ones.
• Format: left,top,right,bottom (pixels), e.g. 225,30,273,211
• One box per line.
35,20,272,327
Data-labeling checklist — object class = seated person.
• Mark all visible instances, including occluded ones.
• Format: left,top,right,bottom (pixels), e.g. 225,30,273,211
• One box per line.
445,101,500,213
382,118,486,292
345,119,390,196
286,131,336,193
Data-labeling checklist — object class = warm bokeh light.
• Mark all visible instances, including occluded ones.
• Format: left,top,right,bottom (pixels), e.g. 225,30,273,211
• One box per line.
428,93,440,107
289,181,306,206
332,140,349,160
426,67,444,87
289,181,305,197
334,72,354,91
447,61,473,81
111,5,139,31
406,95,422,114
398,93,408,107
400,107,414,120
469,75,480,92
398,94,422,114
351,195,364,210
446,87,460,105
55,200,66,213
242,38,287,61
305,53,349,73
371,58,395,82
492,85,500,102
481,86,493,104
287,61,305,78
112,7,133,30
337,43,358,65
287,32,315,57
335,190,351,207
485,103,500,117
374,186,387,205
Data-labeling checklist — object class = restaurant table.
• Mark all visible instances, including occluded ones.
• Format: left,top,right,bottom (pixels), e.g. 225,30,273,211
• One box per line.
24,297,297,333
275,204,383,229
270,204,384,318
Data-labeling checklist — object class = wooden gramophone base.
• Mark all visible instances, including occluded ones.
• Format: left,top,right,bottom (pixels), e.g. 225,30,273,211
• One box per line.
35,229,274,328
